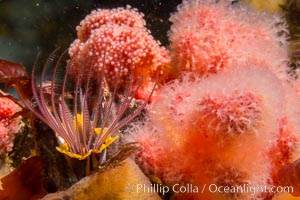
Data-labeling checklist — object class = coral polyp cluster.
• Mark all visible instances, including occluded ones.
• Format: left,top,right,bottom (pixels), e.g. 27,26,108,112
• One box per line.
68,6,170,100
76,6,146,42
127,0,300,199
168,0,289,79
134,65,299,199
196,91,262,135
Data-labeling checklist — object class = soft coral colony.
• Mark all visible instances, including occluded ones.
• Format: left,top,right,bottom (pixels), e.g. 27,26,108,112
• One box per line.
132,0,300,200
0,0,300,200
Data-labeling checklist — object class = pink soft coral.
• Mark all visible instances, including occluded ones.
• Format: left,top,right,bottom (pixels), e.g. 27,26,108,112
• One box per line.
76,6,146,42
68,6,170,100
123,1,300,199
132,65,300,200
169,0,289,80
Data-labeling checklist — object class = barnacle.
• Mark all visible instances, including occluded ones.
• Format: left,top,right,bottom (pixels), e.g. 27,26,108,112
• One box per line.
18,48,154,164
56,113,119,160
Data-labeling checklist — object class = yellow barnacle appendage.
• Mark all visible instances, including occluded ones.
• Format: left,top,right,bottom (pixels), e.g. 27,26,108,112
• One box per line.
74,113,83,130
56,134,119,160
58,113,120,160
94,127,108,135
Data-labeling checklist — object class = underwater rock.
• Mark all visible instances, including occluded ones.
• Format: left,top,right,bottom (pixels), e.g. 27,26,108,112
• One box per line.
41,158,161,200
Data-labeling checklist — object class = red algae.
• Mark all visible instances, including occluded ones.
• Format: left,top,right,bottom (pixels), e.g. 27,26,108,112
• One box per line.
0,156,46,200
